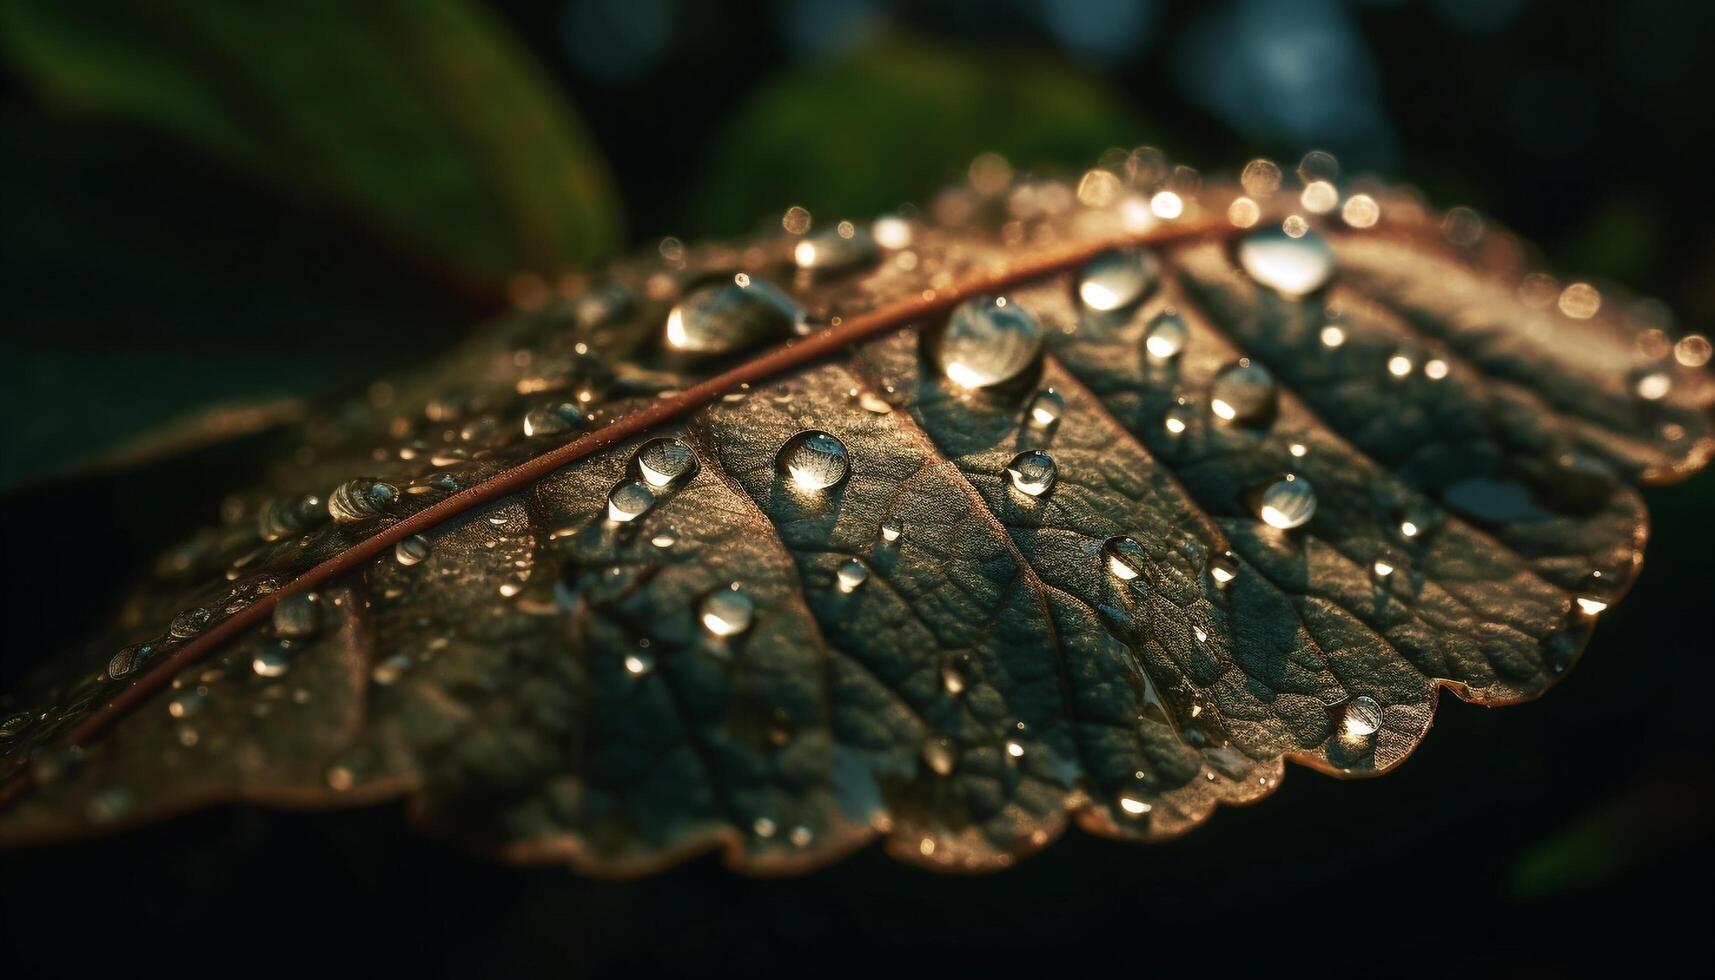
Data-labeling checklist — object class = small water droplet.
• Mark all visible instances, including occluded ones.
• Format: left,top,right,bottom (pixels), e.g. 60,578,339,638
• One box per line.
1103,536,1147,581
879,518,903,545
1006,740,1026,759
1258,475,1316,529
1143,310,1189,360
1209,552,1239,587
788,825,814,847
1319,324,1347,348
1163,400,1193,436
1005,450,1057,497
1077,248,1157,312
1634,369,1672,401
777,430,850,491
623,651,655,675
793,225,878,273
1339,696,1383,738
836,559,869,594
371,654,411,685
633,437,698,490
1118,793,1152,817
651,528,678,549
252,646,290,678
169,607,212,640
522,402,585,437
328,479,399,522
1237,227,1335,297
607,480,656,523
395,535,431,566
1210,359,1278,427
1387,353,1414,378
1574,571,1610,616
168,691,204,719
664,276,799,356
700,584,755,637
108,644,151,680
753,816,778,838
1026,388,1064,428
930,296,1043,388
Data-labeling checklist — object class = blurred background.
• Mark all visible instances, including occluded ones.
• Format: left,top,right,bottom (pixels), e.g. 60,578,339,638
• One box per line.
1,0,1710,974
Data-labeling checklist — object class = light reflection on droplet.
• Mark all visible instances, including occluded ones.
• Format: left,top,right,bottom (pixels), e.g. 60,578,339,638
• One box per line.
1341,696,1383,738
699,584,754,638
1237,227,1334,297
1143,310,1189,360
1006,450,1057,497
1558,282,1601,319
1258,475,1316,529
1341,193,1380,228
932,296,1043,388
1300,180,1338,214
1675,334,1712,368
1150,191,1183,219
777,430,851,490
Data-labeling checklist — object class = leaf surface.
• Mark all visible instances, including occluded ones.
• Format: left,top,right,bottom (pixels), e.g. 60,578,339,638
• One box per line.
2,163,1710,872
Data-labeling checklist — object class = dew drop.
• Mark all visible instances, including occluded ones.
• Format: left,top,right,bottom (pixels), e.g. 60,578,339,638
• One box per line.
1143,310,1189,360
1237,227,1335,297
1258,475,1316,529
328,479,399,523
1163,400,1193,436
1103,536,1147,581
930,296,1043,389
1634,369,1672,401
169,607,212,640
168,691,204,719
1006,450,1057,497
1209,552,1239,587
651,528,678,549
1077,248,1157,312
879,518,903,545
1339,696,1383,738
1574,571,1610,616
623,651,655,676
793,224,877,273
836,559,869,594
108,644,151,680
522,402,585,438
607,480,656,523
1026,388,1064,428
921,737,958,776
1209,359,1278,427
1118,794,1152,817
753,816,778,838
700,584,754,638
1677,334,1712,368
258,494,326,542
1319,324,1347,348
252,646,290,678
395,535,431,566
777,430,850,491
633,437,698,490
664,276,799,356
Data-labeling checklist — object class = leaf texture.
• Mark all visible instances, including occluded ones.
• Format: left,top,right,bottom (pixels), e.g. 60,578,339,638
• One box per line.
2,161,1711,873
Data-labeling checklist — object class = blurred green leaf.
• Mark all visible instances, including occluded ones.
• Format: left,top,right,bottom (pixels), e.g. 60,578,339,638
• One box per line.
0,0,622,284
694,37,1149,234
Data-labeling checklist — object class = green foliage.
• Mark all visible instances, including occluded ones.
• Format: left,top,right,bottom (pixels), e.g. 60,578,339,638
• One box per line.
694,38,1150,234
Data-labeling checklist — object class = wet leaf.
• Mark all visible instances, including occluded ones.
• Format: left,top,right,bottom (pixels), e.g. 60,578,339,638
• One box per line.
0,0,622,283
3,157,1711,874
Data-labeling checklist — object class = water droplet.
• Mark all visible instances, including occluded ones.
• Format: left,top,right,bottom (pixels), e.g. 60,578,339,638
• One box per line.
272,592,322,638
258,494,326,541
753,816,778,838
700,584,754,638
1118,794,1152,816
836,559,869,594
793,224,877,273
623,651,655,675
1676,334,1712,368
879,518,903,545
108,644,151,680
777,430,850,491
395,535,431,566
1077,248,1157,312
328,479,399,522
1006,450,1057,497
1574,571,1610,616
1103,536,1147,581
1006,740,1025,759
1339,696,1383,738
1634,369,1672,401
664,276,799,356
633,437,698,490
1209,359,1278,427
1319,324,1347,348
522,402,585,437
0,711,33,739
1209,552,1239,587
1424,358,1450,380
252,646,290,678
930,296,1043,389
1026,388,1064,428
921,737,957,776
169,607,212,640
1163,400,1193,436
788,825,814,847
651,528,678,549
1371,553,1398,586
371,653,411,685
168,691,204,719
1143,310,1189,360
1258,475,1316,529
1237,227,1335,297
607,480,656,523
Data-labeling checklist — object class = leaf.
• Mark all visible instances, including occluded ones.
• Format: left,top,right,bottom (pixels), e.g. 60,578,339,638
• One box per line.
0,0,622,283
2,159,1711,874
693,37,1146,235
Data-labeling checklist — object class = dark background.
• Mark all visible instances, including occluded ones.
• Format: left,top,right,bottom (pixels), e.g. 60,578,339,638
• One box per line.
1,1,1711,975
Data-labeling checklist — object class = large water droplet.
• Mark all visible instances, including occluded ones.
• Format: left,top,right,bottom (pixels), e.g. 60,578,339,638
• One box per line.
607,480,656,523
931,296,1043,389
1258,475,1316,529
1103,536,1147,581
793,224,878,274
1338,696,1383,738
1238,227,1335,297
836,559,869,594
1006,450,1057,497
252,646,291,678
664,276,799,356
633,437,698,490
1143,310,1189,360
395,535,431,566
1078,248,1157,312
700,584,755,637
272,592,322,638
777,430,850,490
522,402,585,437
328,479,399,522
1209,359,1278,427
